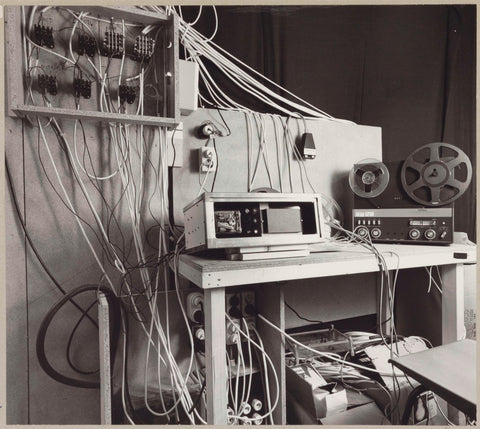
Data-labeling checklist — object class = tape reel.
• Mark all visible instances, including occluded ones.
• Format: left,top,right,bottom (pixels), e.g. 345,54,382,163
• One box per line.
348,159,390,198
401,142,472,207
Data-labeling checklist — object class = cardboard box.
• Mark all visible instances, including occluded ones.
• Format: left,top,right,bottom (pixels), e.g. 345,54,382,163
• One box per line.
320,402,391,425
286,363,347,420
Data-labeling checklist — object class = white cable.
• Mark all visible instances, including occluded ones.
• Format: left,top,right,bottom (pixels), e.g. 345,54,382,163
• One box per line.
241,319,254,409
258,313,403,377
225,314,280,423
197,161,213,196
253,327,274,425
37,119,116,290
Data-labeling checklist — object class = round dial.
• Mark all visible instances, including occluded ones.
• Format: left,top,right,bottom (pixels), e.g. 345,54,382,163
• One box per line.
370,227,382,238
409,229,421,240
357,227,369,238
424,229,437,240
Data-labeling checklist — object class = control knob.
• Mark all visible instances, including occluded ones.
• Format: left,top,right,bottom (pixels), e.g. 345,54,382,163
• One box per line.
370,227,382,239
409,228,421,240
357,227,369,238
424,229,437,240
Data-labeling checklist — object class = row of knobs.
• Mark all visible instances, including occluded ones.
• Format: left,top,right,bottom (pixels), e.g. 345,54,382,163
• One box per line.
357,227,437,240
409,228,436,240
357,227,382,239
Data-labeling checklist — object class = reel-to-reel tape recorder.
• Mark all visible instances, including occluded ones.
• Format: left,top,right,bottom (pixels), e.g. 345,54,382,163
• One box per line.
349,143,473,245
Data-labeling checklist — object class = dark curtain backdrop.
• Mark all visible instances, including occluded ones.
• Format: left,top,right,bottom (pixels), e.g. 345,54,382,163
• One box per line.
183,5,476,241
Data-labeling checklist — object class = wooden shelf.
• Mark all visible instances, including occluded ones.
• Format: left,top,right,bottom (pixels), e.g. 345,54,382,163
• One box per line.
179,243,477,289
13,105,179,128
66,6,170,24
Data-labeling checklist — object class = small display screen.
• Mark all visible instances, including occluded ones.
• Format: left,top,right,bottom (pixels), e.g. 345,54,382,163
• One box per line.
409,220,436,226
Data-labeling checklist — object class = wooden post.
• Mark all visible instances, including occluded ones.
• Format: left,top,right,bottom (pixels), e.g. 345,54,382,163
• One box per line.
256,283,286,425
204,287,227,424
440,264,464,345
98,292,112,425
440,263,465,424
376,270,394,337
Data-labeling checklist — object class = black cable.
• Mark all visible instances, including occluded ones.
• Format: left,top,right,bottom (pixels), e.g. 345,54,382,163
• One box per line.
401,385,428,425
66,299,99,375
6,157,98,328
168,126,179,233
50,120,125,269
76,119,131,266
36,284,122,388
35,123,118,269
216,108,232,136
285,301,327,326
188,377,207,415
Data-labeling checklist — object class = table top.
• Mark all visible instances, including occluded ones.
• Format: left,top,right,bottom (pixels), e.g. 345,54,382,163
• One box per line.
389,339,476,417
178,242,476,289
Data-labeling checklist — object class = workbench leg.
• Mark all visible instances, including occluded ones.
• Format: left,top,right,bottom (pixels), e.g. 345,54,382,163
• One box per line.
204,288,228,425
257,283,286,425
440,264,464,345
376,271,394,337
440,263,465,424
98,292,112,424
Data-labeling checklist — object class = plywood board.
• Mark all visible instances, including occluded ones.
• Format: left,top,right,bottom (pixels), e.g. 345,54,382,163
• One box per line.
173,108,382,225
283,274,377,329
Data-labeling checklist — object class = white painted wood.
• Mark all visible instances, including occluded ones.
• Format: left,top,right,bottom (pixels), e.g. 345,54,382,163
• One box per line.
376,270,394,336
256,284,286,424
203,288,228,425
179,244,476,289
172,109,383,224
4,7,24,116
5,117,29,424
440,264,465,345
98,293,111,425
179,243,476,424
67,6,169,24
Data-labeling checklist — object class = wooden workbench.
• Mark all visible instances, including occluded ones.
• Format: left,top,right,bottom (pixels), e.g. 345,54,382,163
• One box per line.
178,243,476,424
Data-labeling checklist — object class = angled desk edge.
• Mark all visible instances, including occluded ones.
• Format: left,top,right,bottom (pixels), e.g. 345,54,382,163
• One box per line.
389,339,476,419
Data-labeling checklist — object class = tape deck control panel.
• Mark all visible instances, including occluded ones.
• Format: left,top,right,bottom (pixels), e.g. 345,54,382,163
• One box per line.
349,143,472,245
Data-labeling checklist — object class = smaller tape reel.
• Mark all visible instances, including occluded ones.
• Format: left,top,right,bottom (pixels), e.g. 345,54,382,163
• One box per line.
401,142,472,207
349,159,390,198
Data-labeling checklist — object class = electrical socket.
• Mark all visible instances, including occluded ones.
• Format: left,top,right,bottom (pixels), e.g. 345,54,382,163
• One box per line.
226,319,240,345
226,292,242,319
241,290,257,331
241,290,256,317
199,146,217,173
186,291,204,323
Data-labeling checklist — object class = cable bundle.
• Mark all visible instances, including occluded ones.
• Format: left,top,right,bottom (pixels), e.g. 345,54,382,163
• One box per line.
139,6,357,123
19,6,207,424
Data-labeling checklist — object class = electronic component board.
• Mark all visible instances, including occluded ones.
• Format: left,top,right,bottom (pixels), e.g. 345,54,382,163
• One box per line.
183,192,326,253
5,6,179,127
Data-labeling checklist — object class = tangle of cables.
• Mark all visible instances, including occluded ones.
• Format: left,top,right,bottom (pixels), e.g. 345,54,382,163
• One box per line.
18,6,209,424
14,6,449,426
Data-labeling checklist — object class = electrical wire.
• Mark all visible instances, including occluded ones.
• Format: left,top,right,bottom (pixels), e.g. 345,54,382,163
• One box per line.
35,284,123,388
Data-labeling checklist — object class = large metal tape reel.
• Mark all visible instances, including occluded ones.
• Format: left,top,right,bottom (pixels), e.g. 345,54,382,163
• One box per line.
401,142,472,206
